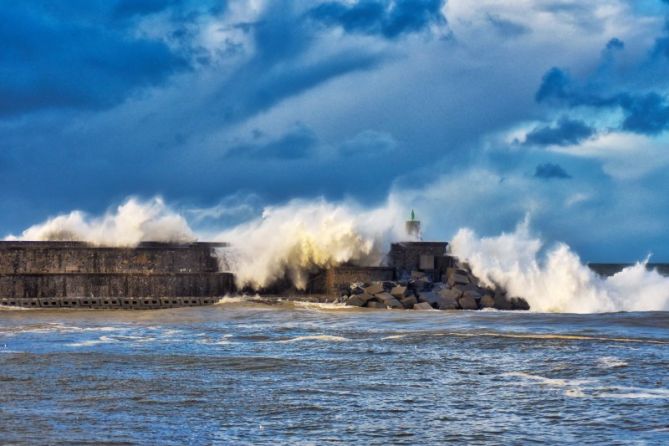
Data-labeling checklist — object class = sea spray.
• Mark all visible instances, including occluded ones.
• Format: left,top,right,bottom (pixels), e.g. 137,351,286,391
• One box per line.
213,199,405,289
450,219,669,313
5,197,195,246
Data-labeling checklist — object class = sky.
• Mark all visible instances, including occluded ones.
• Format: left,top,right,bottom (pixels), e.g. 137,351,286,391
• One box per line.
2,0,669,261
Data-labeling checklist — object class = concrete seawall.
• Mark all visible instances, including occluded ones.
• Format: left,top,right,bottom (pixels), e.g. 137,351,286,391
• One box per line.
0,242,234,309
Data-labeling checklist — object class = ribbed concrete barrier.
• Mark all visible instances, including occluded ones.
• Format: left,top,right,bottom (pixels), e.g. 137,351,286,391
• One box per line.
0,241,234,309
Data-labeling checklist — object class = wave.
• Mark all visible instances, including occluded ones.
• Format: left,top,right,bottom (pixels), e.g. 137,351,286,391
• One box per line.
450,219,669,313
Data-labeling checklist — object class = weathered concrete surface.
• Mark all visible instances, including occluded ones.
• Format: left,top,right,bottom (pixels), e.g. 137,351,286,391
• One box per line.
0,242,234,309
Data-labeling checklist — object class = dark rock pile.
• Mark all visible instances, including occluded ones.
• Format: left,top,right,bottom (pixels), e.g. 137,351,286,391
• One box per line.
340,261,529,311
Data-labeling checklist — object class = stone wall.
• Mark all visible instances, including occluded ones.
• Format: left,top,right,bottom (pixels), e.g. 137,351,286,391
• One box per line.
388,242,450,279
0,242,234,309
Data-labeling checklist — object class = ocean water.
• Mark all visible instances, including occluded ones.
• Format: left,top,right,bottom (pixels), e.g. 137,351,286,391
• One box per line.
0,300,667,445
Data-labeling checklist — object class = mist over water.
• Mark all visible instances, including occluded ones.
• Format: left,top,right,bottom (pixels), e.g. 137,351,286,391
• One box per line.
5,196,669,314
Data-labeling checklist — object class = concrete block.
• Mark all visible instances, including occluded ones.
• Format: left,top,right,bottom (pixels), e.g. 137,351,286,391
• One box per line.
375,292,403,309
458,295,478,310
413,302,434,310
480,295,495,308
390,285,408,299
364,283,384,295
400,295,417,309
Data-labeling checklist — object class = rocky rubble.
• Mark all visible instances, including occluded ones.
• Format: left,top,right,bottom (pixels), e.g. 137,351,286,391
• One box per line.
339,261,529,311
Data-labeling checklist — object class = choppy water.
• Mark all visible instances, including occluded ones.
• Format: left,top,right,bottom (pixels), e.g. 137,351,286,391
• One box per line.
1,300,667,445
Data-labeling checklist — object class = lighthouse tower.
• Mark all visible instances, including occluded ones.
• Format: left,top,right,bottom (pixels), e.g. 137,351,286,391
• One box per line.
405,209,422,240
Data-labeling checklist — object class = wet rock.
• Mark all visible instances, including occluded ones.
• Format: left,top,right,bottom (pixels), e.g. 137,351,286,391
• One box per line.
463,290,482,301
458,295,478,310
480,294,495,308
366,300,387,309
448,273,470,287
493,291,512,310
510,297,530,310
364,283,384,295
346,293,374,307
400,295,417,309
375,292,404,309
350,285,365,295
417,291,439,305
413,302,434,310
390,285,408,299
438,296,458,310
438,288,463,300
382,281,397,291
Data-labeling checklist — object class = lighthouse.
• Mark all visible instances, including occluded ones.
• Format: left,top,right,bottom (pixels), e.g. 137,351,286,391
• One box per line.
405,209,422,240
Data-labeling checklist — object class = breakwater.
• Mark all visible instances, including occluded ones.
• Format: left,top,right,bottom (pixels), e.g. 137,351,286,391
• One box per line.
0,241,234,309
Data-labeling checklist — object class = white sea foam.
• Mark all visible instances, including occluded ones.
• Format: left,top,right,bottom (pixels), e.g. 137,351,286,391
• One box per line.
450,218,669,313
5,197,195,246
277,335,351,343
213,198,406,290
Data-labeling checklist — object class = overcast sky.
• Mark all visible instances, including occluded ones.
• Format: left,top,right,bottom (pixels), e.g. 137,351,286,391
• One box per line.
3,0,669,261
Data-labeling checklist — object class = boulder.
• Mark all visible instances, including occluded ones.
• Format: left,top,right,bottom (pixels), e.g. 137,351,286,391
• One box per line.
364,283,384,295
448,273,470,287
438,288,463,300
493,291,512,310
390,285,408,299
400,295,418,309
366,301,387,309
480,294,495,308
458,295,478,310
437,296,458,310
417,291,439,305
346,293,374,307
510,297,530,310
350,285,365,295
411,279,432,292
375,292,404,309
382,281,397,291
463,290,482,301
413,302,434,310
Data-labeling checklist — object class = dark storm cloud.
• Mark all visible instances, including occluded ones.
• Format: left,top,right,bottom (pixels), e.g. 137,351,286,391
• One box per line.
524,118,594,146
306,0,445,38
534,163,572,180
536,68,669,135
0,3,187,117
225,125,318,160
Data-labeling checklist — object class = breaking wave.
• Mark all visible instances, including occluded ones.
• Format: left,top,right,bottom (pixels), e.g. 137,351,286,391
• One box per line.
450,219,669,313
213,198,405,290
5,197,195,246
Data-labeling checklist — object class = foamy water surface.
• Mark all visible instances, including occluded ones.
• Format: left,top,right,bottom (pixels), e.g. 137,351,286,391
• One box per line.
0,300,667,444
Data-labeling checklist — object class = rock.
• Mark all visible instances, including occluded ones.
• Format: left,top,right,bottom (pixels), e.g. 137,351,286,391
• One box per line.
350,285,364,295
375,292,404,309
400,295,417,309
463,290,482,301
510,297,530,310
437,296,458,310
480,294,495,308
493,291,512,310
448,273,470,287
438,287,463,300
417,291,439,305
413,302,434,310
390,285,408,299
458,295,478,310
346,293,374,307
382,281,397,291
411,279,432,292
366,300,387,309
364,283,384,295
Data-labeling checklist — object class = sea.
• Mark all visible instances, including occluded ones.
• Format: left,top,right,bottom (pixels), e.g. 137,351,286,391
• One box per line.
1,299,667,445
